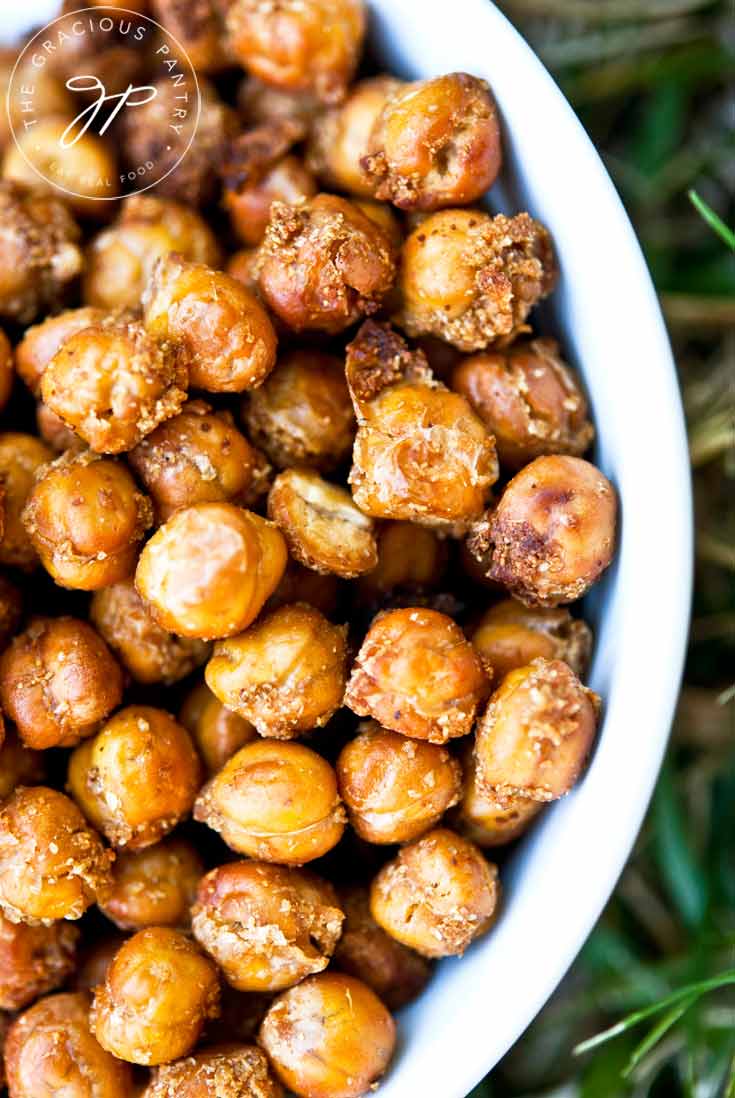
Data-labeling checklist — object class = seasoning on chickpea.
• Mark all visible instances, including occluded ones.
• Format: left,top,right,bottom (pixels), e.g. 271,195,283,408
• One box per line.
194,739,346,864
68,705,201,850
206,603,348,739
0,786,113,925
22,451,153,590
135,502,287,639
150,0,232,72
98,837,203,931
0,616,123,750
0,912,78,1011
259,971,395,1098
0,433,53,571
345,607,488,743
91,927,220,1066
468,455,617,606
357,521,448,601
470,599,593,681
454,750,543,848
180,680,257,774
0,728,44,801
16,307,105,397
145,1045,284,1098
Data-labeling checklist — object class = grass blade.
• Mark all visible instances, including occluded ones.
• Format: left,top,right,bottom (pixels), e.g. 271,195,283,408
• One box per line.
688,190,735,250
622,995,696,1076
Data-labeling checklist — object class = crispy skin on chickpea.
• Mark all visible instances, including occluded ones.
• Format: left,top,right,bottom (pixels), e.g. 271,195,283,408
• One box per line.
67,705,202,850
0,912,78,1010
244,350,355,471
16,307,105,396
451,337,594,469
0,729,44,801
91,579,211,685
0,786,113,925
192,860,344,992
135,503,287,640
255,194,397,333
143,1044,284,1098
98,837,203,931
357,521,448,600
22,451,153,590
5,991,133,1098
473,657,600,803
194,739,346,864
180,681,257,775
0,616,123,750
470,599,593,681
468,455,617,606
150,0,231,71
397,209,557,351
344,607,488,744
337,722,462,843
0,434,53,570
345,321,498,528
259,972,395,1098
91,927,220,1066
454,750,542,847
41,314,188,454
363,73,502,210
206,604,348,739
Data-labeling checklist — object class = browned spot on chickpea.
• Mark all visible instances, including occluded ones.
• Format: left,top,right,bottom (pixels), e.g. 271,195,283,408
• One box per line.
150,0,232,72
470,598,593,681
0,728,44,801
142,1043,284,1098
180,680,258,775
98,837,203,931
454,748,543,848
0,911,78,1011
0,433,53,570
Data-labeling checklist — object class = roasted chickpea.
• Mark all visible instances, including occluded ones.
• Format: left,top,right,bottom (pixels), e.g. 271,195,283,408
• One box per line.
344,608,487,744
91,927,220,1066
268,468,377,578
135,503,287,639
266,559,341,617
454,751,542,847
357,521,448,599
98,837,203,931
226,0,365,104
68,705,202,850
0,786,113,924
194,739,346,864
227,246,260,292
192,860,344,992
473,657,600,803
396,209,557,351
0,912,78,1010
352,198,403,248
143,1044,284,1098
180,681,257,775
150,0,231,71
255,194,397,333
22,451,153,590
370,828,499,958
346,321,498,528
333,886,430,1009
0,617,123,750
143,254,277,393
0,574,22,650
470,599,593,681
468,455,617,606
36,402,87,454
0,434,53,570
16,307,105,397
5,992,133,1098
451,337,594,469
0,183,82,325
0,729,44,801
258,972,395,1098
337,723,462,844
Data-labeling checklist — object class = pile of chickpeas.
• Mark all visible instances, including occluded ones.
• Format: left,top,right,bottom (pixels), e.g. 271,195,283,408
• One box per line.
0,1,617,1096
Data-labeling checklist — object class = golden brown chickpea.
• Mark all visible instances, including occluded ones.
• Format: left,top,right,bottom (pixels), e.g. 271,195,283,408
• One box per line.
192,860,344,992
206,604,347,739
344,608,487,744
150,0,231,71
266,559,341,617
0,433,53,570
0,574,22,649
468,455,617,606
351,198,403,249
22,451,153,590
470,599,593,681
333,886,430,1010
91,927,220,1066
91,579,211,685
67,705,202,850
268,468,377,579
180,681,258,775
84,195,221,311
36,402,88,454
135,503,287,639
0,617,123,750
0,183,82,325
5,991,133,1098
370,828,499,958
451,337,594,469
226,0,365,104
98,837,203,931
473,657,600,803
357,521,448,599
41,314,188,454
259,972,395,1098
363,73,502,211
16,307,106,397
143,1044,284,1098
396,209,557,351
255,194,397,333
0,729,44,801
0,786,113,924
244,350,355,471
454,750,542,848
194,739,346,864
345,321,498,528
336,723,462,844
143,254,277,394
0,912,78,1011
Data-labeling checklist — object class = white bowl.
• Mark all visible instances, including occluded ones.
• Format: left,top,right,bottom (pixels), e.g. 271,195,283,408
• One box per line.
1,3,693,1094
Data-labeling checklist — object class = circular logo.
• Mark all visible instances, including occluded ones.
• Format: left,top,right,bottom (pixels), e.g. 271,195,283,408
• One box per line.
6,6,201,203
